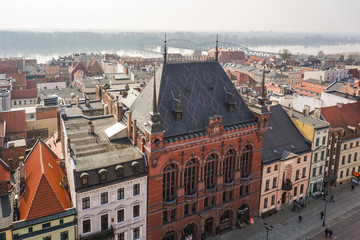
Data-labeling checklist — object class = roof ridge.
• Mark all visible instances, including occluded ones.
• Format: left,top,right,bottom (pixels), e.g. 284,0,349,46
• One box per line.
43,169,67,211
24,173,45,220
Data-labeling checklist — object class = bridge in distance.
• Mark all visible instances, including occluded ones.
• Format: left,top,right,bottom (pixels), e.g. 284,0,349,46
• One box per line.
138,37,279,58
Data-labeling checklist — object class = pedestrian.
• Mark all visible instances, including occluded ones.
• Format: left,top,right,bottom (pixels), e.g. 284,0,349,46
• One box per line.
298,215,303,223
320,211,324,219
325,228,329,238
329,229,333,238
330,195,334,202
351,184,355,191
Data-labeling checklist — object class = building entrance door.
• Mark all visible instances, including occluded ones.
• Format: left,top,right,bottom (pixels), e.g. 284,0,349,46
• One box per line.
281,192,286,204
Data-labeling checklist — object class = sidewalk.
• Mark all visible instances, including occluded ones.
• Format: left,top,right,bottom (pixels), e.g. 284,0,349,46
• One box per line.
208,183,360,240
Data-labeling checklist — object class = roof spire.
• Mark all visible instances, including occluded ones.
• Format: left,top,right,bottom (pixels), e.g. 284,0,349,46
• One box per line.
163,33,167,65
153,65,158,113
259,65,266,105
146,65,163,133
215,34,219,62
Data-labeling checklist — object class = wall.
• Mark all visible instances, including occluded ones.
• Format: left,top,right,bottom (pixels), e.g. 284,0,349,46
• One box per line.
37,82,66,90
76,176,147,240
337,140,360,186
12,98,37,108
13,214,77,240
259,152,311,216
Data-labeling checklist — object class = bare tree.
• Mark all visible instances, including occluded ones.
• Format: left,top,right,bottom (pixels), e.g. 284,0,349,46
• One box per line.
317,50,325,58
279,49,292,60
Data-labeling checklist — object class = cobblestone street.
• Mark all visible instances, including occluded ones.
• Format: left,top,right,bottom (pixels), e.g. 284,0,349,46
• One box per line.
208,183,360,240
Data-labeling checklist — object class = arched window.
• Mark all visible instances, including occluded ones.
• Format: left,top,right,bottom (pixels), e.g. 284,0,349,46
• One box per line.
80,172,89,186
220,210,231,224
163,163,177,202
184,159,197,195
241,145,252,177
162,231,176,240
205,154,217,189
223,150,235,183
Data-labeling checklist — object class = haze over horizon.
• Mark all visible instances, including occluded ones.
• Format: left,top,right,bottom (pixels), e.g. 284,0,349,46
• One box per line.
1,0,359,34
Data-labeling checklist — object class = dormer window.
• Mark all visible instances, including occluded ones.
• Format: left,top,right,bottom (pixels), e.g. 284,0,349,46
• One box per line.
99,169,108,182
131,161,140,174
115,165,124,178
80,172,89,186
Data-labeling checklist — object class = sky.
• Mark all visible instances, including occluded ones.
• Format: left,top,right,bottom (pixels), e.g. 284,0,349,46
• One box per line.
0,0,359,33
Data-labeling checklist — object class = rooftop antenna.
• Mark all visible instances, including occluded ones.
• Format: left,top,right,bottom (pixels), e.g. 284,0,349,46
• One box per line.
163,33,167,65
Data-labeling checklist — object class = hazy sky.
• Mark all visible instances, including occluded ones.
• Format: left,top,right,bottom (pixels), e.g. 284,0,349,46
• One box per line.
1,0,359,33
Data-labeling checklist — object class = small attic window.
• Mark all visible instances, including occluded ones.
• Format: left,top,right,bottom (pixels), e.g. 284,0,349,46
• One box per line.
115,165,124,178
80,172,89,186
99,169,108,182
131,161,140,173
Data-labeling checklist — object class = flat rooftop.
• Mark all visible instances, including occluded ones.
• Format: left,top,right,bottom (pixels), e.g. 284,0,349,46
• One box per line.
64,115,142,171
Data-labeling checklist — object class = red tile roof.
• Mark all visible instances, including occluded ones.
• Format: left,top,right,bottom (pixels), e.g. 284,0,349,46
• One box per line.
26,79,37,89
0,110,26,135
20,140,71,221
245,56,266,65
11,88,37,99
321,102,360,141
7,73,26,88
45,130,63,159
292,81,326,95
0,158,10,182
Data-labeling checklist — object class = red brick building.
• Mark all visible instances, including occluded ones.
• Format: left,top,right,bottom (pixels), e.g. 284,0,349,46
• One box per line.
127,61,269,239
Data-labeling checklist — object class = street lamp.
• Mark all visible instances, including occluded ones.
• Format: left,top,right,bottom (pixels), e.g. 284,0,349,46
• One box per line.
322,198,330,227
264,223,274,240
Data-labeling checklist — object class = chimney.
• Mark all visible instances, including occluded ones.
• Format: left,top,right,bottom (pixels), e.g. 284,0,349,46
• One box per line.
127,111,132,139
117,103,124,122
76,96,80,106
132,120,137,146
88,121,94,134
337,102,343,108
85,97,90,107
19,162,26,188
303,105,310,115
313,108,321,119
289,107,294,117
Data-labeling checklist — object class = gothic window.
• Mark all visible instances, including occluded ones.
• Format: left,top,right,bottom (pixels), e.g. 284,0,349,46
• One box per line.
163,163,177,202
205,154,217,189
241,145,252,177
224,149,235,183
184,159,197,195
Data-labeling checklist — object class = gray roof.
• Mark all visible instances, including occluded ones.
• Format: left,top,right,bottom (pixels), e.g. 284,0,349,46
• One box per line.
263,105,311,164
0,194,13,231
64,115,143,171
79,77,110,89
130,62,255,137
64,100,104,117
286,109,330,130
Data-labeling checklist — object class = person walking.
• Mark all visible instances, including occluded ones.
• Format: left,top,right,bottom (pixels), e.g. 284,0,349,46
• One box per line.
351,184,355,191
330,195,334,202
325,228,329,238
329,229,333,238
320,211,324,219
298,215,303,223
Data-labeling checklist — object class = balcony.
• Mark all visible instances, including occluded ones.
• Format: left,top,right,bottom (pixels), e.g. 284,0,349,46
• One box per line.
204,185,217,196
223,180,235,190
163,198,177,209
184,191,198,203
282,179,293,191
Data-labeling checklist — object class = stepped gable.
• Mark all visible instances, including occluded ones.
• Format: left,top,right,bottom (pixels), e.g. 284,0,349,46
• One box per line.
131,61,255,137
19,140,71,221
263,105,311,164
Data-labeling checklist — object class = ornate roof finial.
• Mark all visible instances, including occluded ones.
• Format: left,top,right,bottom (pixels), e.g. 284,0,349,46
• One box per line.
259,65,266,105
215,34,219,62
163,33,167,65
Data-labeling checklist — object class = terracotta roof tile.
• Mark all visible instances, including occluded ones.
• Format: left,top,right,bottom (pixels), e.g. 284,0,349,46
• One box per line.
7,73,26,87
292,81,326,94
19,140,71,221
11,89,37,99
0,158,10,182
0,110,26,134
321,103,360,141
